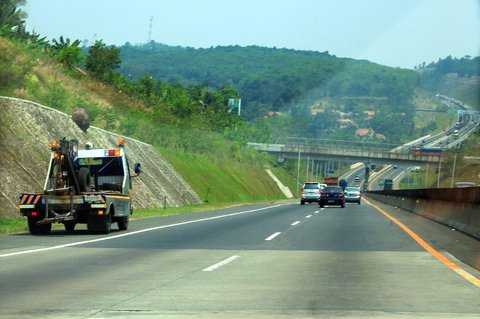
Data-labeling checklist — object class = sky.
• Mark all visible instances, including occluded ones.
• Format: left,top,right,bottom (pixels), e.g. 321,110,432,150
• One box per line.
23,0,480,69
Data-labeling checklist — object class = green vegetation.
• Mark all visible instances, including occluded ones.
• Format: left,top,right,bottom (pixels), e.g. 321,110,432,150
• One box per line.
0,3,295,235
417,55,480,109
119,42,422,143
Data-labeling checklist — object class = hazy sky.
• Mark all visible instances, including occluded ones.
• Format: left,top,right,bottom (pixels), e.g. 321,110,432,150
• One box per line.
23,0,480,69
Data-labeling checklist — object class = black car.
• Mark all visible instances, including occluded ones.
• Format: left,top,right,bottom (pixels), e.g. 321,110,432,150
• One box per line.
319,186,345,208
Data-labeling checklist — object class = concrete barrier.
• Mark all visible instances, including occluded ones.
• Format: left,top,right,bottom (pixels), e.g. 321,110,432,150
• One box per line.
367,187,480,240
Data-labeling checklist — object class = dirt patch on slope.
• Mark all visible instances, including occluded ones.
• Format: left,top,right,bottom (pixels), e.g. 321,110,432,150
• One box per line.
0,97,202,218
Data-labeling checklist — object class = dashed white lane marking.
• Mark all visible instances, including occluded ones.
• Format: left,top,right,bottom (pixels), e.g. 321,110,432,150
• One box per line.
320,208,325,211
291,221,301,226
203,255,240,272
314,211,320,214
265,232,281,241
306,215,312,219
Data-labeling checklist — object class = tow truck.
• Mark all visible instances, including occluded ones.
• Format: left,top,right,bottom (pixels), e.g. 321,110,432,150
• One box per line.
18,137,141,234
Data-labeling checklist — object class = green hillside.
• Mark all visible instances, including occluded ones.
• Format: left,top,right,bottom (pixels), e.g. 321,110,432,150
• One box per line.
417,56,480,109
119,43,419,133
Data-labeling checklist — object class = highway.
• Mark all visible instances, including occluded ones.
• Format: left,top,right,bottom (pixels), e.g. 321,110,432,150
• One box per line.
1,201,479,318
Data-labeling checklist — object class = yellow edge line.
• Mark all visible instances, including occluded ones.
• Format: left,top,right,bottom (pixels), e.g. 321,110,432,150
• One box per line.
364,197,480,288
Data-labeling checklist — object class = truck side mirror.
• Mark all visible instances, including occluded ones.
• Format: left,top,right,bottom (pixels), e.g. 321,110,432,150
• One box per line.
134,162,141,176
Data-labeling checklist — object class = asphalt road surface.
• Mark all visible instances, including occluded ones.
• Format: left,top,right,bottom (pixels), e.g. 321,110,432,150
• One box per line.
1,198,479,319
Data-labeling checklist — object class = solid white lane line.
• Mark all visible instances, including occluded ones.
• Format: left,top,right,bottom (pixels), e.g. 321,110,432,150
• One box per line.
291,221,300,226
203,255,239,272
265,232,281,241
306,215,312,218
0,204,287,259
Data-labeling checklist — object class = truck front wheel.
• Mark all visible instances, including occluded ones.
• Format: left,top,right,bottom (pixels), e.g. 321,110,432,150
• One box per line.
28,217,51,235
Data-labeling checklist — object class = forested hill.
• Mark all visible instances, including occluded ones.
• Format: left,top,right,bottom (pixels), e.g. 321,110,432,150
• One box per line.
118,42,418,120
417,56,480,109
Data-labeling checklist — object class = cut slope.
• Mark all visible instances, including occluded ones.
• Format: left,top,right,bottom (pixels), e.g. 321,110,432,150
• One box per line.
0,97,202,217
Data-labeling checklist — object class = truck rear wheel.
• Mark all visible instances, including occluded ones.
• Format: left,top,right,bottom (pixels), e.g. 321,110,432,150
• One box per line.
28,217,51,235
87,213,111,234
64,222,76,232
117,216,129,230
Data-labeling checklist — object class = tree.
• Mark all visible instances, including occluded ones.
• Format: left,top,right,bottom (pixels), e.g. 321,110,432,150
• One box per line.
0,0,26,29
51,36,83,69
85,40,121,82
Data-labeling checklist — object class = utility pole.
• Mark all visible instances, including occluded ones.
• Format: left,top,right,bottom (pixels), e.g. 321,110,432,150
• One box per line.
296,146,301,196
147,16,153,43
450,153,457,188
437,157,442,188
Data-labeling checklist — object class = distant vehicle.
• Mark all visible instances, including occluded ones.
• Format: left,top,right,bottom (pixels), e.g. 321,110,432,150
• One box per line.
452,129,460,137
354,176,360,182
392,165,398,169
323,176,339,186
412,146,442,157
319,186,345,208
344,186,361,205
454,182,476,188
300,182,322,205
378,179,384,187
384,179,393,190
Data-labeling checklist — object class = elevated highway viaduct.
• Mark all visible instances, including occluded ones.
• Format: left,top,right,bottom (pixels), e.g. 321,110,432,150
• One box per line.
247,142,441,165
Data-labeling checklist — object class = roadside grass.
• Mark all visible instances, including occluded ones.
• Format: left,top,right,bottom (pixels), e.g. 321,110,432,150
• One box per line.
0,218,28,234
158,147,289,204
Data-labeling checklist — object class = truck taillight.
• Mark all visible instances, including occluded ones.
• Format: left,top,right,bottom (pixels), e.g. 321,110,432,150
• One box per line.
30,211,38,217
300,189,304,195
105,149,120,156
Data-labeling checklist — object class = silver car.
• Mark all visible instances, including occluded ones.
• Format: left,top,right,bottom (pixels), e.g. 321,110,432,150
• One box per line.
344,186,361,204
300,182,322,205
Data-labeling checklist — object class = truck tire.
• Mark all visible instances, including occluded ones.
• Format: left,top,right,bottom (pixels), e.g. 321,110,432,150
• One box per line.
77,167,91,192
28,217,51,235
102,213,112,234
117,216,129,230
64,221,76,232
87,213,111,234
